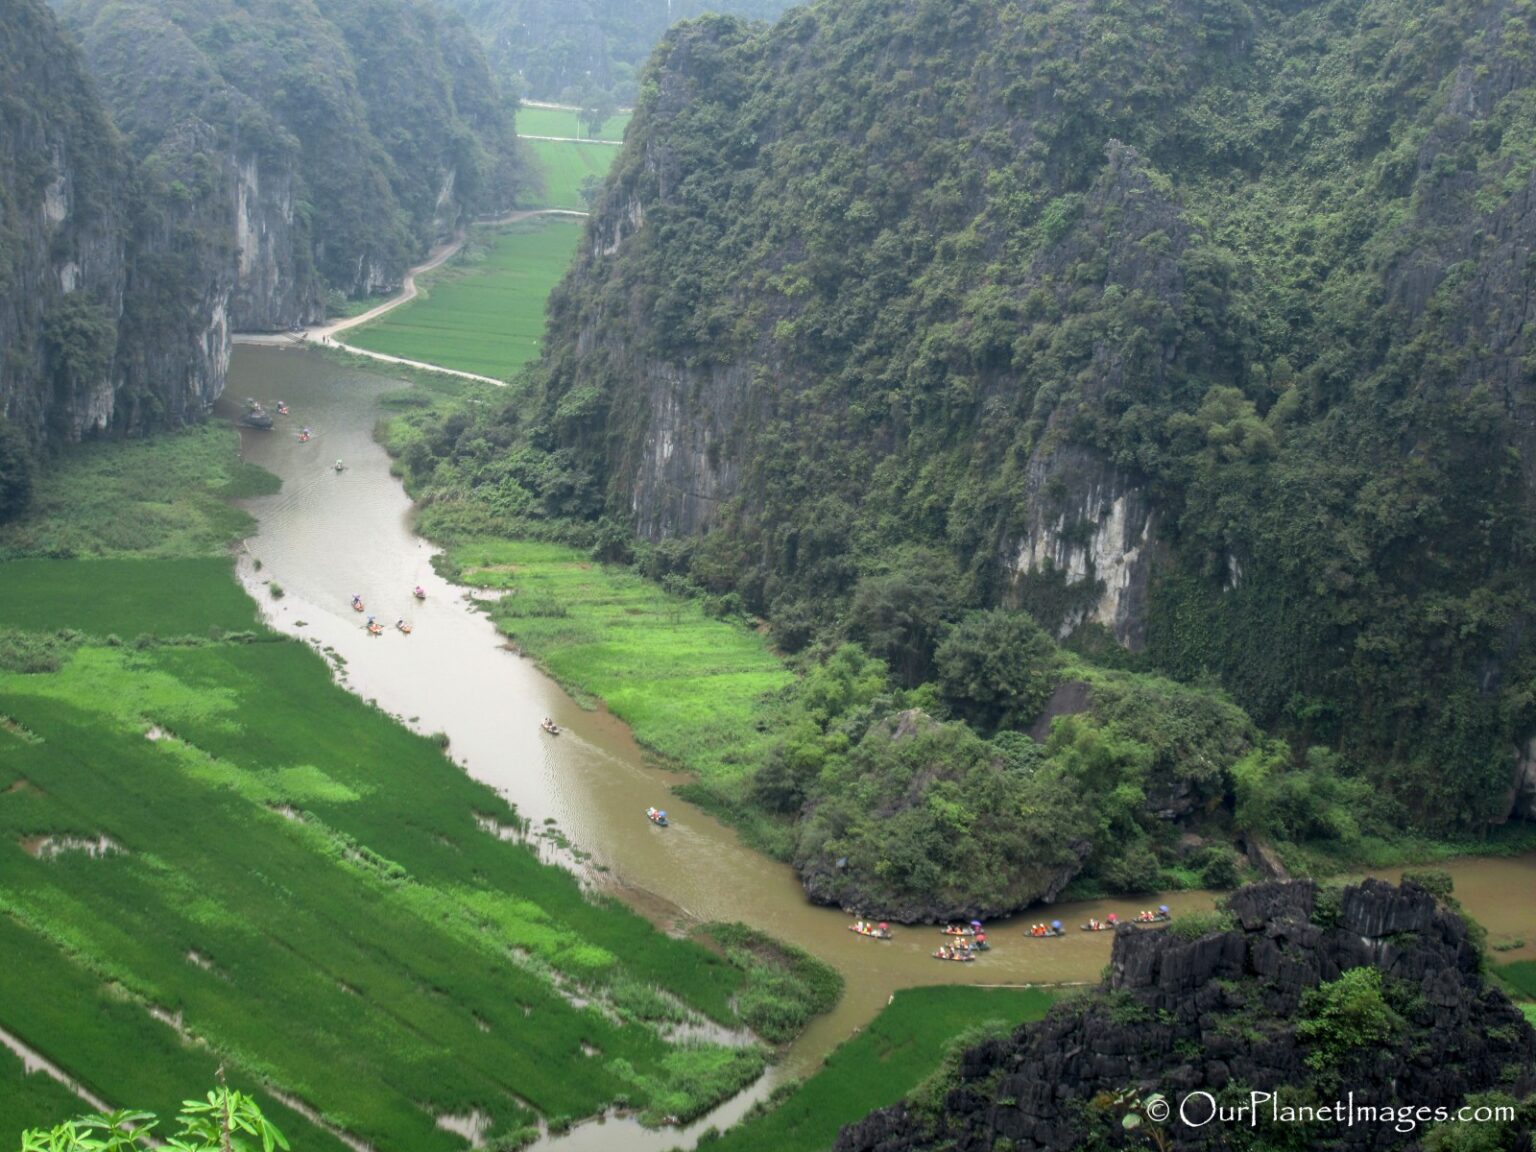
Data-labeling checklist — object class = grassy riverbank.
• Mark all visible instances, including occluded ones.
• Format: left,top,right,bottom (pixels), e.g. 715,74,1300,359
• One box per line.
440,538,791,786
0,429,826,1147
709,986,1057,1152
344,219,583,379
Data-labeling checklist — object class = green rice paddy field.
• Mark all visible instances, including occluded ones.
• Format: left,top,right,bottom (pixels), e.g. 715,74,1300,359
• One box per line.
0,435,787,1146
345,219,583,379
517,106,630,141
522,139,616,211
445,539,793,787
713,986,1056,1152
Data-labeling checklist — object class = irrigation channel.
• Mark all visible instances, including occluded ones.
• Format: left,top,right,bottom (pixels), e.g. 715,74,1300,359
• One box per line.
221,347,1536,1151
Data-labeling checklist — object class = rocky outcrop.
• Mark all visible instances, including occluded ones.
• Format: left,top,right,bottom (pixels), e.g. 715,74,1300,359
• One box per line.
837,879,1536,1152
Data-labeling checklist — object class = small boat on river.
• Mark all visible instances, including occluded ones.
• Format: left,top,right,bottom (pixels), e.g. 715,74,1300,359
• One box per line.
646,806,669,827
366,622,384,636
276,402,290,416
396,620,412,635
240,399,274,430
1132,906,1172,925
1081,915,1121,932
932,947,976,962
1026,920,1065,938
413,586,426,600
541,718,561,735
849,921,892,940
351,596,365,612
940,920,983,937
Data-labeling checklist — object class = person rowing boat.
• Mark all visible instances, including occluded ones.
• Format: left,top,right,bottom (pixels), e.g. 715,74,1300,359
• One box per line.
849,920,893,940
541,717,561,735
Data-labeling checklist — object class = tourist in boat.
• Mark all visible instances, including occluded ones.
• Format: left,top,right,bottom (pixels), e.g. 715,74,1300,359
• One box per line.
335,459,344,471
414,585,426,599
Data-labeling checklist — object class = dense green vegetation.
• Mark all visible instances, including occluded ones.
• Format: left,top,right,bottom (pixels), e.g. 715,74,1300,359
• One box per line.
439,0,795,105
346,220,583,379
392,0,1536,916
518,106,632,142
709,986,1056,1152
385,392,1281,913
0,433,839,1145
0,425,275,560
522,139,618,211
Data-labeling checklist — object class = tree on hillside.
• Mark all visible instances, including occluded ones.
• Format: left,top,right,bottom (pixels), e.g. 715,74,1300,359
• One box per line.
847,549,962,687
935,608,1058,732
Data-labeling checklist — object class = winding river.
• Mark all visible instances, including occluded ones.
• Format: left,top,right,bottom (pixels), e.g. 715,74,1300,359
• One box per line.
221,346,1536,1149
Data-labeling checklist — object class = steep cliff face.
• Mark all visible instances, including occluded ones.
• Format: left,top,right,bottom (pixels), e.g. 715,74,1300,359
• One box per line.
838,879,1536,1152
55,0,520,319
0,0,126,442
0,0,221,444
533,0,1536,828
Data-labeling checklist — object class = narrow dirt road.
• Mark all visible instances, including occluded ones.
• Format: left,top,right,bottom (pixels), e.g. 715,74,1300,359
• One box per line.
234,208,587,385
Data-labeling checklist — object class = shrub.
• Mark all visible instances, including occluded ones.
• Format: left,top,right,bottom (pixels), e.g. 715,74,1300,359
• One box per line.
1297,967,1404,1072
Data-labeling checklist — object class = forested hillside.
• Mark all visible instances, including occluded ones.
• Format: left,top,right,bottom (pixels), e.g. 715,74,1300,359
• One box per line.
382,0,1536,921
517,0,1536,841
440,0,794,106
53,0,521,312
0,0,218,456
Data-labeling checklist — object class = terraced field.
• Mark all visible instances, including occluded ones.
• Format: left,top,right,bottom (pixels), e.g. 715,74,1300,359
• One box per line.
344,219,583,380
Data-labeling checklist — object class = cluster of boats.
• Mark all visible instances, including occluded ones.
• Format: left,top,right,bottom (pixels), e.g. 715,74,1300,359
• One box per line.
842,905,1175,961
934,921,990,960
1081,906,1171,932
351,590,422,635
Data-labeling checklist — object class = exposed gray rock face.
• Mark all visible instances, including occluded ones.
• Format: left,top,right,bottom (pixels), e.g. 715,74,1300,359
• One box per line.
1005,446,1157,650
837,879,1536,1152
626,359,747,538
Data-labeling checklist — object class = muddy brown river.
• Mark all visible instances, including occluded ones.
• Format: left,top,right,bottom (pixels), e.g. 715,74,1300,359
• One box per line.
222,347,1536,1149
